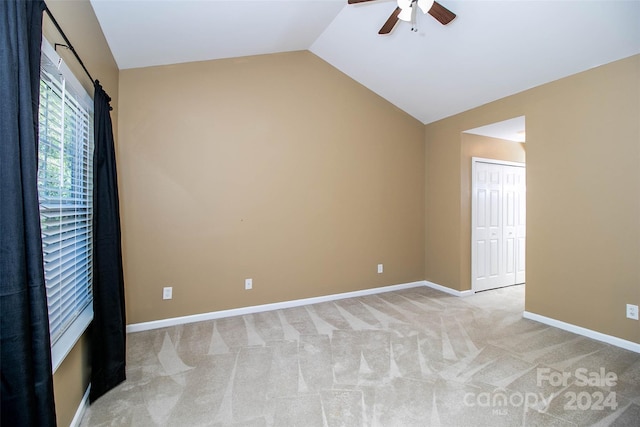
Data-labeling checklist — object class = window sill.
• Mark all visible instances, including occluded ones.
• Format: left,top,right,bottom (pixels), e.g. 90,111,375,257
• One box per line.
51,305,93,373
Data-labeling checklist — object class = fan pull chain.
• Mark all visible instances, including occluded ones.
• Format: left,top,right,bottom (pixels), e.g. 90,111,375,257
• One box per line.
411,9,418,32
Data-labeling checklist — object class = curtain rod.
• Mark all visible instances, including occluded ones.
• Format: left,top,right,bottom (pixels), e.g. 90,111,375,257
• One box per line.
43,5,95,85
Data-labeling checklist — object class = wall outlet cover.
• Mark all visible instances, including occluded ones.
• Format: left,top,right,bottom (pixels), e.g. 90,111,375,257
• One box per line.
626,304,639,320
163,287,172,300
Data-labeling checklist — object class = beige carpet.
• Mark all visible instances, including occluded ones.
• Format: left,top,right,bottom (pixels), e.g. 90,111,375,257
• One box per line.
80,285,640,426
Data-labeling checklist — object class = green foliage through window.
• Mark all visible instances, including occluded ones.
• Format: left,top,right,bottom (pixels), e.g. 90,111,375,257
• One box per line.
38,44,94,345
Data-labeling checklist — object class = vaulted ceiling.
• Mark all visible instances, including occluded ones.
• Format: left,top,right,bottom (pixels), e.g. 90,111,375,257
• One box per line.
90,0,640,124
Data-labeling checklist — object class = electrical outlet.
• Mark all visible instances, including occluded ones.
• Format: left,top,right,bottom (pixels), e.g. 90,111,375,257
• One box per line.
626,304,639,320
245,278,253,290
163,287,173,300
377,264,383,274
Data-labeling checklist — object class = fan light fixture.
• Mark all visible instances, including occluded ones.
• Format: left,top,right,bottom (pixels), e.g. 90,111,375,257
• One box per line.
397,0,436,21
417,0,435,14
347,0,456,35
397,5,413,22
397,0,411,20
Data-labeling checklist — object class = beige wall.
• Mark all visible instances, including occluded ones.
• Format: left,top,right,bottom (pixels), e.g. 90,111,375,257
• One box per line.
424,120,463,288
424,130,526,291
52,333,91,427
118,52,426,324
425,55,640,344
34,3,639,423
43,0,119,425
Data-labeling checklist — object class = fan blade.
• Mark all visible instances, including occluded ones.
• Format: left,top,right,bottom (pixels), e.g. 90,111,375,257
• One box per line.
348,0,378,4
428,1,456,25
379,7,401,34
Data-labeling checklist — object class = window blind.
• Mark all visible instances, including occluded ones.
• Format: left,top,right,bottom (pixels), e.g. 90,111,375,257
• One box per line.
38,48,94,346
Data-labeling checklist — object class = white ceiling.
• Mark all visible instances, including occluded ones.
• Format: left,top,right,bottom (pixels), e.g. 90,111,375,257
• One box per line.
90,0,640,125
464,116,526,142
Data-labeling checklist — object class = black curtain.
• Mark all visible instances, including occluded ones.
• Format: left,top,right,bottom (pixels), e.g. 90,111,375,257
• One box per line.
90,80,126,402
0,1,57,426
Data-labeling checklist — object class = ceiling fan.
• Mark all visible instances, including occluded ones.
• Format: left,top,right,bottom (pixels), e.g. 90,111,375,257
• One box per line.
348,0,456,34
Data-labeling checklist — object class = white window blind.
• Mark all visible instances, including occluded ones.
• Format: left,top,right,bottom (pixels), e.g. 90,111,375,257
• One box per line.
38,41,94,347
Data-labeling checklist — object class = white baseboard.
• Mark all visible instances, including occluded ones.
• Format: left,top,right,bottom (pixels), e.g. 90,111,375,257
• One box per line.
69,385,90,427
129,282,640,353
424,280,475,297
127,280,426,333
523,311,640,354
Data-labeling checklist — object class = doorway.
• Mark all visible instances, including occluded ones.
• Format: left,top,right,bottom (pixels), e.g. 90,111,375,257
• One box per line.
471,158,526,292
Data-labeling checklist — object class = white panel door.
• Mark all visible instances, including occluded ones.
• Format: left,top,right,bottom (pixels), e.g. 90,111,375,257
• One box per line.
473,162,503,291
472,160,525,292
514,166,526,284
502,166,518,286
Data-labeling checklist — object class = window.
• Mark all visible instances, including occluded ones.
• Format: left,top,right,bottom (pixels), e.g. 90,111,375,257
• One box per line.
37,40,94,370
